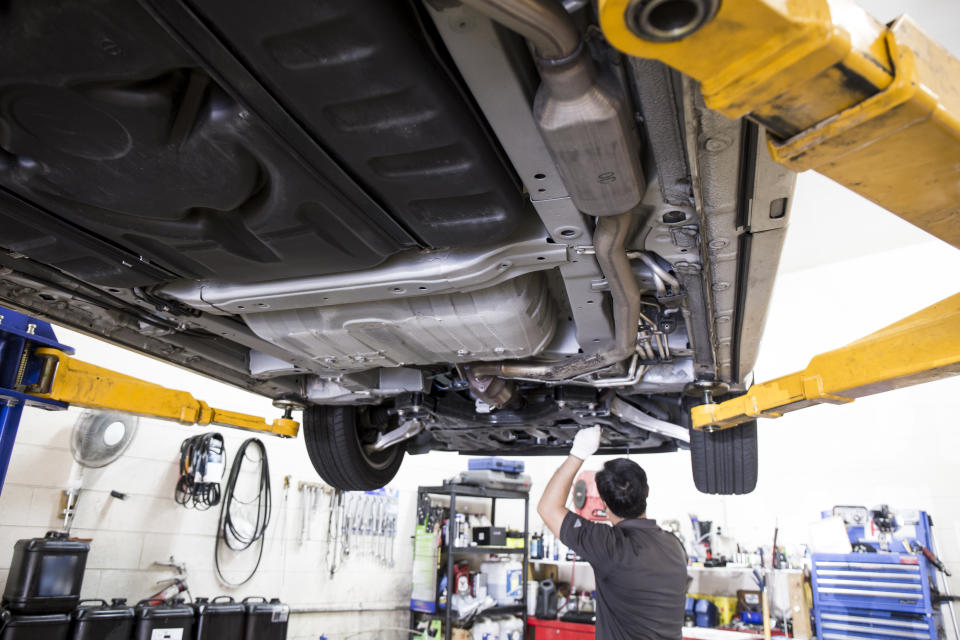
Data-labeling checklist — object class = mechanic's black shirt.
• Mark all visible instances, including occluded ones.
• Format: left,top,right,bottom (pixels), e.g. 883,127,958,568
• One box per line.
560,511,688,640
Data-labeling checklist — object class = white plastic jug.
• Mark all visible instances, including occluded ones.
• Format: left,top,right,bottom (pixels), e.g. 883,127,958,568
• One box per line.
499,615,523,640
481,560,522,606
473,617,499,640
525,581,538,617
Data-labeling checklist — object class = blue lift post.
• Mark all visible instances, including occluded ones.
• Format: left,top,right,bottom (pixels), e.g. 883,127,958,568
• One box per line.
0,305,72,496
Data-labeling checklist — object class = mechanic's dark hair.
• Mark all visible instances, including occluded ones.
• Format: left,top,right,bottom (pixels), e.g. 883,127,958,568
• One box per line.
595,458,648,519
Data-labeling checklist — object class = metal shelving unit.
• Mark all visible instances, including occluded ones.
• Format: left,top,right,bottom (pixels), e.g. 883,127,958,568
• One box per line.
411,483,529,640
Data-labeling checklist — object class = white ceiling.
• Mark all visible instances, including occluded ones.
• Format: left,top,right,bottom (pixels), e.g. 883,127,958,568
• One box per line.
858,0,959,55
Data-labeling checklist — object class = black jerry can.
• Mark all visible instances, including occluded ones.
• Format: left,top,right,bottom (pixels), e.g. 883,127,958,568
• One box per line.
242,597,289,640
2,532,89,614
133,600,194,640
70,599,135,640
193,596,245,640
0,610,71,640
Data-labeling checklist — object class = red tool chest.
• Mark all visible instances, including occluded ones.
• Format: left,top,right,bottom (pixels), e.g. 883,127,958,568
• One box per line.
527,617,595,639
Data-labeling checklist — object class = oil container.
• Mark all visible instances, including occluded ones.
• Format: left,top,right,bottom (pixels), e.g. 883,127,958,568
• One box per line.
70,599,134,640
2,532,89,614
194,596,245,640
133,600,194,640
0,610,71,640
242,597,289,640
535,579,558,619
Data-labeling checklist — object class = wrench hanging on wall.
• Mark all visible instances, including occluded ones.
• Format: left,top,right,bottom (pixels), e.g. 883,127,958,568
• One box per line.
298,481,330,546
324,489,399,574
327,489,344,577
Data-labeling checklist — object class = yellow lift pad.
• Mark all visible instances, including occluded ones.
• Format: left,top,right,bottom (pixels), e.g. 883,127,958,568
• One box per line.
691,293,960,431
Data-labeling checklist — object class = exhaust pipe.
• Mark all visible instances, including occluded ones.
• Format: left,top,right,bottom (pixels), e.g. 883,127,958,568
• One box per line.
460,0,646,381
624,0,720,43
457,0,580,60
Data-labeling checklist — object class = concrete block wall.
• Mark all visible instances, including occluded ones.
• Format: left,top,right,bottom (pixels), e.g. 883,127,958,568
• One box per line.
0,400,419,639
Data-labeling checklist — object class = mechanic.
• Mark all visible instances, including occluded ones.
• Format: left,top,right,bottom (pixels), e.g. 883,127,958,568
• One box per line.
537,426,688,640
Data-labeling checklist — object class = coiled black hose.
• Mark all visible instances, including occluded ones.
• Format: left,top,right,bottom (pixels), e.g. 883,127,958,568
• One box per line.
214,438,272,586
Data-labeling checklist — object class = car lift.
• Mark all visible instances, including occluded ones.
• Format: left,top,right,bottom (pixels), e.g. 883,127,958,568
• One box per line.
597,0,960,430
0,304,298,494
691,293,960,430
1,0,959,490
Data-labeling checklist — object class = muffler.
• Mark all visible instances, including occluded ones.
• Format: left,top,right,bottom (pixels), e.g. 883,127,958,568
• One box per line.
469,212,641,381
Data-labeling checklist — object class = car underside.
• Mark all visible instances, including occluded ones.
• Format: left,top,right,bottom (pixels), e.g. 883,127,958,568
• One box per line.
0,0,795,493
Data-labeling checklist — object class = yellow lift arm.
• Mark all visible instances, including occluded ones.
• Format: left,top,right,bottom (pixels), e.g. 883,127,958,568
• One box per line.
691,293,960,430
27,348,299,438
597,0,960,428
599,0,960,250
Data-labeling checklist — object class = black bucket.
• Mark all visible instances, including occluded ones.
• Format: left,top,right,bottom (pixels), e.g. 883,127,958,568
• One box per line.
133,600,194,640
70,599,134,640
194,596,244,640
0,610,71,640
242,597,289,640
2,532,89,614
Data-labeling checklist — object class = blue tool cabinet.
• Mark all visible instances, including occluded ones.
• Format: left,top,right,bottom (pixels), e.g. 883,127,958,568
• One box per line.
811,511,942,640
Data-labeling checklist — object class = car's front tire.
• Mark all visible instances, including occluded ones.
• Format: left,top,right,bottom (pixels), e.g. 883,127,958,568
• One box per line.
303,405,405,490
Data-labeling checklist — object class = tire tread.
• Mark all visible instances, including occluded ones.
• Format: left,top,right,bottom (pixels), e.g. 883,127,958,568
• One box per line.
690,420,758,494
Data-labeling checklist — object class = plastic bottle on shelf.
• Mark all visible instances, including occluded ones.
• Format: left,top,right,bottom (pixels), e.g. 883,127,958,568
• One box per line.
526,581,538,617
499,616,523,640
473,617,499,640
481,559,523,605
530,532,543,559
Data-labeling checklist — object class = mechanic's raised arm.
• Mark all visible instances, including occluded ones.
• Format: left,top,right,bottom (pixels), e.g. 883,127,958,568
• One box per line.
537,426,601,536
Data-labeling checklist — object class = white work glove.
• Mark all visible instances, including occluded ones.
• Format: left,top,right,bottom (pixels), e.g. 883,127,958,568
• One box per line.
569,425,602,460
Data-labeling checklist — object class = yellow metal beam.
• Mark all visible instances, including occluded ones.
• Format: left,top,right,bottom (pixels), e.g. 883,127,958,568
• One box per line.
27,348,299,438
599,0,960,250
691,293,960,431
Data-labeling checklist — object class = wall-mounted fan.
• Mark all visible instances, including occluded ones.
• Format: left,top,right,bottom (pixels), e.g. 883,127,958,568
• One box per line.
60,410,139,532
71,410,138,467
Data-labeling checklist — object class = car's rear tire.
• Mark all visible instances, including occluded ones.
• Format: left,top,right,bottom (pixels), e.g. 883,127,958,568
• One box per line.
690,420,758,494
303,405,405,490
